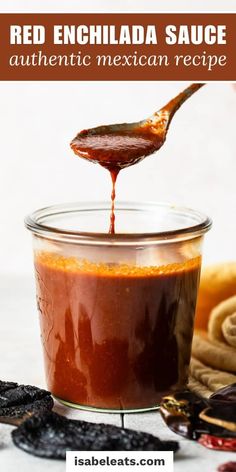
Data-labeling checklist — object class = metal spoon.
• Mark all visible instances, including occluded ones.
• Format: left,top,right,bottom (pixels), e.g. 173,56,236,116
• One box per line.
70,83,205,170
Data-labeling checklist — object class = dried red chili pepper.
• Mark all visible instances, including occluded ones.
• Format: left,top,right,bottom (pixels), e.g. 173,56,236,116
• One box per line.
218,462,236,472
198,434,236,452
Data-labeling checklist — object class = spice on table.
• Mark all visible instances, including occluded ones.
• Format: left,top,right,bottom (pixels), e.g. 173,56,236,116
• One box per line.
160,384,236,451
198,435,236,451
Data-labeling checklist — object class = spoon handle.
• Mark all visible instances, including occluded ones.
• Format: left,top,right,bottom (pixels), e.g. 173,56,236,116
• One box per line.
164,83,205,126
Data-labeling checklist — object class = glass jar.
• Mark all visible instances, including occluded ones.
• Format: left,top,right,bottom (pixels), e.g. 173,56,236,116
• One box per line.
25,201,211,413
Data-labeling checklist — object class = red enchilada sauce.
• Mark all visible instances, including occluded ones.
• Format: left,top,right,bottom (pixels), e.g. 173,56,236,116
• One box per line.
34,87,205,410
70,128,164,233
35,253,201,410
70,84,204,232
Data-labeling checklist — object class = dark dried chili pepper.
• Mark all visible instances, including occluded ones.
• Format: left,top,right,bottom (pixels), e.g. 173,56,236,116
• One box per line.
12,411,179,459
0,379,179,460
160,390,209,439
0,380,53,423
0,380,17,393
160,387,236,442
199,403,236,433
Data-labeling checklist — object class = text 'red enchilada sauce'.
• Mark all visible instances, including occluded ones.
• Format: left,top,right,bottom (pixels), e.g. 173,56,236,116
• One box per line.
35,253,201,410
70,128,164,233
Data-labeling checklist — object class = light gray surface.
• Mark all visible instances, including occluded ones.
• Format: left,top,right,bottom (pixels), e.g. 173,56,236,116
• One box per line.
0,275,234,471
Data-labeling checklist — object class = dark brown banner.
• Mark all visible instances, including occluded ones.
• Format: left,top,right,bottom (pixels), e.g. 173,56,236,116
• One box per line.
0,13,235,80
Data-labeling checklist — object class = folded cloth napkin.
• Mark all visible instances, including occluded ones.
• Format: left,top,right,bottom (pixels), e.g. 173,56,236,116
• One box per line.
195,262,236,331
189,266,236,397
189,357,236,398
208,295,236,347
188,375,213,398
191,331,236,373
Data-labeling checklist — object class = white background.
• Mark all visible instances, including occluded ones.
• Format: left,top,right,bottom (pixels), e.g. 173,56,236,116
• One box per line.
0,0,236,277
0,0,236,13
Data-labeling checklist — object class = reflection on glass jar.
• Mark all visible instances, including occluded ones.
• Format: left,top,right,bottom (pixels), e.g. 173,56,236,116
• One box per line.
25,202,211,412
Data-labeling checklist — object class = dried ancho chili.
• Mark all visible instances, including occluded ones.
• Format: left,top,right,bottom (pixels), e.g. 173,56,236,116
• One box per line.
0,380,179,459
160,384,236,451
0,380,53,422
199,403,236,433
160,390,209,439
12,411,179,459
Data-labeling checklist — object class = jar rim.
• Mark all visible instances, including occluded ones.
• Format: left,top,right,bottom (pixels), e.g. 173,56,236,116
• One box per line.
25,201,212,245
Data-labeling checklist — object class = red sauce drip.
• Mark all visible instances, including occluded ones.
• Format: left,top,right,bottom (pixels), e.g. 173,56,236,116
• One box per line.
109,169,119,234
70,128,164,233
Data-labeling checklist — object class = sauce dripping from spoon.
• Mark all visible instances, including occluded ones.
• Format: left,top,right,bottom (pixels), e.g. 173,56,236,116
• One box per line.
109,169,118,234
70,83,204,233
71,129,164,233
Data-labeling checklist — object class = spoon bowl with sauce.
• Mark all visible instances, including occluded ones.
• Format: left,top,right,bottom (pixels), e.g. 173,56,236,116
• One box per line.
70,83,204,172
70,83,205,233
